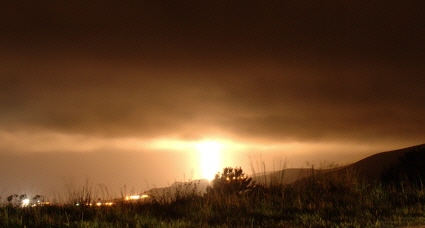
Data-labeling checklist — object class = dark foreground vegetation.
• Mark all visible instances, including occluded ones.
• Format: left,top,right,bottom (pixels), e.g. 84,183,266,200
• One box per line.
1,165,425,228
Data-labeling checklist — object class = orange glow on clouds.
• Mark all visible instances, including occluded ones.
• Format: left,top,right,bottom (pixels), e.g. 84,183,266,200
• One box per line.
1,130,391,179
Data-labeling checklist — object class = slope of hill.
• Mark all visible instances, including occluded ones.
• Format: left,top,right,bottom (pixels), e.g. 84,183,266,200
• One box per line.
252,168,315,185
143,179,210,201
347,144,425,183
141,144,425,199
253,144,425,186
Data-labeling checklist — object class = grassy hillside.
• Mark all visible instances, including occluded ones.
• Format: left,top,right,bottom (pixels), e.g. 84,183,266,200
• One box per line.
1,144,425,227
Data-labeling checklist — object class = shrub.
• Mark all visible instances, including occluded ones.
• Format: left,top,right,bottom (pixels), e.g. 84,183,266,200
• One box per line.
206,167,255,197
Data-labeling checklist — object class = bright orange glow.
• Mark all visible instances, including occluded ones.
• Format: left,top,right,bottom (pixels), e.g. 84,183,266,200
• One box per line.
129,195,140,200
22,198,30,207
125,195,142,201
196,141,223,180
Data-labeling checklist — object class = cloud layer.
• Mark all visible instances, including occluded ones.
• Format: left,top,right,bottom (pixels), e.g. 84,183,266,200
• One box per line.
1,1,425,146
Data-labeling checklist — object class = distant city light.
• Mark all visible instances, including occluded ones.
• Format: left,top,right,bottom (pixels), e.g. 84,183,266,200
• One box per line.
125,194,149,201
129,195,140,200
22,199,30,207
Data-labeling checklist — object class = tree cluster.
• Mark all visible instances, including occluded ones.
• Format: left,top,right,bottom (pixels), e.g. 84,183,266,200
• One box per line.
206,167,254,196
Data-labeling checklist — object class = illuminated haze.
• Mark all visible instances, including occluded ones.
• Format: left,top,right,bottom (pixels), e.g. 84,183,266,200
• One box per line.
1,1,424,201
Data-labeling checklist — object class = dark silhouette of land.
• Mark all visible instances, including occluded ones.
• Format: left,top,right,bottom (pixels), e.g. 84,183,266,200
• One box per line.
252,144,425,187
144,144,425,196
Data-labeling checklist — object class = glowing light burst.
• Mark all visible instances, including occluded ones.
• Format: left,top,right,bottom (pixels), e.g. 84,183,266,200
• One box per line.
22,198,30,207
196,141,223,180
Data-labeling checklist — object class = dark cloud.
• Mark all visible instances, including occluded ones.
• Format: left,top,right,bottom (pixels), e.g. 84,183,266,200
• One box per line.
1,57,424,145
2,1,424,62
1,1,424,145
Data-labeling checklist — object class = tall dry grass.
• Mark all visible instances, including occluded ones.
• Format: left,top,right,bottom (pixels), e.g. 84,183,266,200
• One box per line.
1,163,425,227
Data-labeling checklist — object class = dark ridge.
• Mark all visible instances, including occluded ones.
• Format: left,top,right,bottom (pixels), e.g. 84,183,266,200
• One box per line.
253,144,425,186
347,144,425,183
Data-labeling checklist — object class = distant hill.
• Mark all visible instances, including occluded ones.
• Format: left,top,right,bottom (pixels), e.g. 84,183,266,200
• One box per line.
143,179,210,202
253,144,425,186
252,168,315,185
141,144,425,199
346,144,425,183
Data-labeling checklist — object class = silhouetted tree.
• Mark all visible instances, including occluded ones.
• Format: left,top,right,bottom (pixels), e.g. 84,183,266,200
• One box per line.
206,167,254,196
32,195,44,203
7,194,18,203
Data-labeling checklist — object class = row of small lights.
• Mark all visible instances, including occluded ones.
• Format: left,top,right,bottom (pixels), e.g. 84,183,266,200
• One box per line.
226,176,247,181
75,202,115,206
18,194,150,207
74,194,150,207
124,194,149,201
21,199,51,207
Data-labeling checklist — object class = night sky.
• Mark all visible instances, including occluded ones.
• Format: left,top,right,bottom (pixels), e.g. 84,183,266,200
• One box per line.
1,1,424,201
